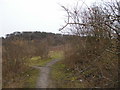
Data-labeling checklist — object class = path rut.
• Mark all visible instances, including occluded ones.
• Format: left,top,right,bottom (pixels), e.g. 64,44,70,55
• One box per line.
33,59,59,88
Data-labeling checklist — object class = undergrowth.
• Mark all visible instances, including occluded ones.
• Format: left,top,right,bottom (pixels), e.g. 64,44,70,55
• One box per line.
50,61,85,88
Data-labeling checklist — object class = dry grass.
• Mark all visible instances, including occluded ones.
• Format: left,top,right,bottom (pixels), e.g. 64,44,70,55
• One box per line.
2,39,50,88
62,37,118,88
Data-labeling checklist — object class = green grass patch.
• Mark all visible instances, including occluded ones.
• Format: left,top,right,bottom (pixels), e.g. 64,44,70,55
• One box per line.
49,51,64,59
50,60,84,88
24,51,63,88
28,51,63,67
28,56,53,67
24,57,53,88
23,68,39,88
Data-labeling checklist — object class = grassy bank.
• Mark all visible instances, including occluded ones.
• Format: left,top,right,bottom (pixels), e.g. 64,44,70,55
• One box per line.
49,51,63,59
3,51,64,88
50,60,85,88
23,68,39,88
24,57,53,88
23,51,63,88
50,48,118,88
50,51,85,88
50,50,84,88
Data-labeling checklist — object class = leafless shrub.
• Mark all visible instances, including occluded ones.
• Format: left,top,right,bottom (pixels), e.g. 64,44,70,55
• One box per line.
2,38,49,87
33,39,49,59
2,39,30,87
61,0,119,88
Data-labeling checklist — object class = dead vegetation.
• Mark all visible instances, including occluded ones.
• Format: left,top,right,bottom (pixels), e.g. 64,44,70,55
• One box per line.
2,0,120,88
60,0,119,88
2,38,49,87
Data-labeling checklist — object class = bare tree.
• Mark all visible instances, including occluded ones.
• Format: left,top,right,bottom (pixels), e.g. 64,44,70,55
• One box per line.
60,0,119,88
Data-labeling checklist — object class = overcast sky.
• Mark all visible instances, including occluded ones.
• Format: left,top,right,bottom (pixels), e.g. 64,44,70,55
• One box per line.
0,0,103,37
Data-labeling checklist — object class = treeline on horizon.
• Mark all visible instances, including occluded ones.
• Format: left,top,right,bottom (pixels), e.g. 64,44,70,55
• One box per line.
2,31,71,46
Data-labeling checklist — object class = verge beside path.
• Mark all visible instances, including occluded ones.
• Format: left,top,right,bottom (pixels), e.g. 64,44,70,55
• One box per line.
32,59,59,88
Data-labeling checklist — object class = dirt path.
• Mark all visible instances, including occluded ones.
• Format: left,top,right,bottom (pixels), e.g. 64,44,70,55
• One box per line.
33,59,59,88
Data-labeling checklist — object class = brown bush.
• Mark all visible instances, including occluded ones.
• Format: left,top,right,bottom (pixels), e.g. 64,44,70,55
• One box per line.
2,39,30,87
63,36,118,87
60,0,119,87
33,39,49,59
2,37,50,87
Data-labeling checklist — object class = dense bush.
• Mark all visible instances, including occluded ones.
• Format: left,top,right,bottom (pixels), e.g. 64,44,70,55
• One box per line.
2,38,49,87
61,1,119,87
63,36,118,87
2,39,30,87
33,39,49,59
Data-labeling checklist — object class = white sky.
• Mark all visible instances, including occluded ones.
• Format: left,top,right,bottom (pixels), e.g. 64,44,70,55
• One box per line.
0,0,103,37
